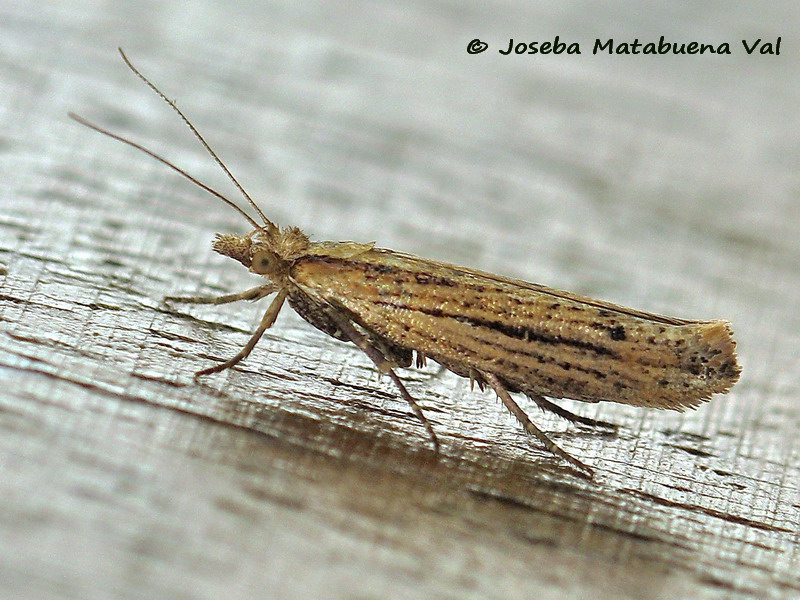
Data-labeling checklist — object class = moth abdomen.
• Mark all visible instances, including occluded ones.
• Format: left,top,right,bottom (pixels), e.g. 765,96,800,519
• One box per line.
288,290,350,342
288,290,413,368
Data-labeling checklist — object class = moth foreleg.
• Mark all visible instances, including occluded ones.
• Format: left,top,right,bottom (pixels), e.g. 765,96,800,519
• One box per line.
165,283,278,306
483,372,593,476
527,394,617,431
323,307,440,452
194,289,288,378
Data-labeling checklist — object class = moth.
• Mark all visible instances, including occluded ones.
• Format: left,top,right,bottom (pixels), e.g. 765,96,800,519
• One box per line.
70,49,740,475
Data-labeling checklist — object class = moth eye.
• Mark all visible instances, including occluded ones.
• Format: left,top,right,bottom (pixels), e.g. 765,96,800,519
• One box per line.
251,250,277,274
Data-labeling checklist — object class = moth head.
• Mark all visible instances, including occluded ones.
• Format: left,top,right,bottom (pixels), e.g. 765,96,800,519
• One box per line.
212,226,309,276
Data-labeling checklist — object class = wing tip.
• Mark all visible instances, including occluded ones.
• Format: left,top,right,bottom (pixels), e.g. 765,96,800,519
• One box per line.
700,320,741,392
647,320,740,411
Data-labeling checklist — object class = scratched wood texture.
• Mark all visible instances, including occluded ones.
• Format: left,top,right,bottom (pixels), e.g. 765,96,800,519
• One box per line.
1,2,798,599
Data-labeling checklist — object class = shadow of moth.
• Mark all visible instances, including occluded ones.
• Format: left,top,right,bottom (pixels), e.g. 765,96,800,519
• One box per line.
70,49,740,475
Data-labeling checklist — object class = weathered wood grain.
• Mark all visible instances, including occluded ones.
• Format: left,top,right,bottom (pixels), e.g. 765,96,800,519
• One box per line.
0,2,797,599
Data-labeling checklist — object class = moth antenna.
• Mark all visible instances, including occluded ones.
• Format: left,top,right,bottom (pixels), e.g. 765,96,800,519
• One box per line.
68,112,262,230
117,47,276,232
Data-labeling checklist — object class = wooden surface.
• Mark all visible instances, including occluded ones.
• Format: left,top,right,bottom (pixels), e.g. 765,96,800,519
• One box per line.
1,2,798,599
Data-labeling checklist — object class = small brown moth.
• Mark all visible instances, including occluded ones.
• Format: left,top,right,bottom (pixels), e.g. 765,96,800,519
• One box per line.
70,49,740,475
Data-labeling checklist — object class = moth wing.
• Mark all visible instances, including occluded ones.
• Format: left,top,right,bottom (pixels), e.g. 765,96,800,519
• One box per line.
290,248,739,410
377,249,694,326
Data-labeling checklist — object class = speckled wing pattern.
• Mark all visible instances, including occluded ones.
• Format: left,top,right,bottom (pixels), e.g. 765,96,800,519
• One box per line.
290,248,740,410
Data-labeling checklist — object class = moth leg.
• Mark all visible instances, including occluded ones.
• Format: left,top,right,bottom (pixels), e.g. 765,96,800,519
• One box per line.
324,308,440,452
420,354,449,377
469,368,486,392
195,289,288,378
483,372,593,476
528,394,617,431
165,283,278,306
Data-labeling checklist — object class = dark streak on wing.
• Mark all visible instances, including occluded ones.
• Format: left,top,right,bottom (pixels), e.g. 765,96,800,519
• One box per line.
335,296,617,384
373,301,618,357
370,249,695,326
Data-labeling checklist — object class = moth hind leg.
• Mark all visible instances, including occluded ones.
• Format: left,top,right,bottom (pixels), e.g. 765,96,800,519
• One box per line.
483,372,593,476
384,370,440,453
323,307,439,452
528,394,617,431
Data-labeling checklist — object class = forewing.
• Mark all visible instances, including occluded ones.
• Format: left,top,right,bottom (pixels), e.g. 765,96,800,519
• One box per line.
290,248,739,409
